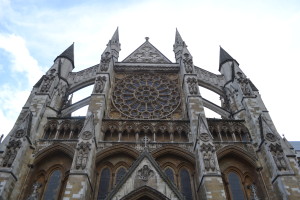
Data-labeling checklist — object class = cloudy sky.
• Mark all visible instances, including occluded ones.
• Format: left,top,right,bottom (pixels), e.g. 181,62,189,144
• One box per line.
0,0,299,141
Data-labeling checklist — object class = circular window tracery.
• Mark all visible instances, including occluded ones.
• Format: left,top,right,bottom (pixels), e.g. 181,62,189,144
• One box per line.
112,73,181,119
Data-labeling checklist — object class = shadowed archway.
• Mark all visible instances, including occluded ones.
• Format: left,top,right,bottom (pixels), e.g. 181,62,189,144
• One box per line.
120,186,171,200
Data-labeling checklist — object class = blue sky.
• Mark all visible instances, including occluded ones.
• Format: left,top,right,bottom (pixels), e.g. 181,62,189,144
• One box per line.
0,0,300,140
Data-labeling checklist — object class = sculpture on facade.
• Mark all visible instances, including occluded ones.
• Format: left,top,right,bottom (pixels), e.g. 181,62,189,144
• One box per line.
76,142,91,170
183,53,193,73
2,139,22,167
187,77,198,95
94,76,106,93
236,72,252,96
40,69,56,93
100,52,111,72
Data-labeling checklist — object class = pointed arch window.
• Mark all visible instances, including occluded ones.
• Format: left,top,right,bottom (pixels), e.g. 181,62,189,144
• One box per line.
97,168,111,200
180,168,193,200
115,167,126,185
228,172,245,200
43,170,62,200
164,167,175,183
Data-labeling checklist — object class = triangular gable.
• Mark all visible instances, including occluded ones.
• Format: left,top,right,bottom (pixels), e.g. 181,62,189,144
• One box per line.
122,39,172,63
107,151,184,200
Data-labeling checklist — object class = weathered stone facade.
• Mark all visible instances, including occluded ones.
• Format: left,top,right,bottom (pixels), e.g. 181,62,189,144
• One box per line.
0,28,299,200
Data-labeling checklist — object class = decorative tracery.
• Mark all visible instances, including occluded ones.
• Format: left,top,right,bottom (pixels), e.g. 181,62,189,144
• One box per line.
111,73,181,119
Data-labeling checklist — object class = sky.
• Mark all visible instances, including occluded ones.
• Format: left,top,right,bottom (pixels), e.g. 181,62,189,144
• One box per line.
0,0,299,141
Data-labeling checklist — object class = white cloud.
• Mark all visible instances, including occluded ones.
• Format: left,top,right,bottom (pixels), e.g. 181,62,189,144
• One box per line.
0,34,44,86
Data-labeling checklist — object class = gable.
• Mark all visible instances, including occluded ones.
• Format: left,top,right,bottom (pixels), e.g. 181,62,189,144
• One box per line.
122,39,172,63
107,151,183,200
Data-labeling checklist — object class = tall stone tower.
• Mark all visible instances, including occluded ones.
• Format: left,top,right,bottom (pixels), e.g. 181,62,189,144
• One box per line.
0,28,299,200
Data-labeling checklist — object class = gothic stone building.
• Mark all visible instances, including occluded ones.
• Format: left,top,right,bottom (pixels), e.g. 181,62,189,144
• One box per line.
0,29,299,200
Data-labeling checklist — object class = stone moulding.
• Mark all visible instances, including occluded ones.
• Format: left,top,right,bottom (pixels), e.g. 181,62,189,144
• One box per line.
114,62,180,72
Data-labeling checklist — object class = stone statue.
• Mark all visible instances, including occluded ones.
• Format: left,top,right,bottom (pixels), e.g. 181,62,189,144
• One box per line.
94,76,107,93
183,53,193,73
248,184,260,200
100,52,111,72
76,142,91,170
137,165,153,181
187,77,198,95
2,139,21,167
203,152,215,171
26,182,42,200
236,72,252,96
40,69,56,93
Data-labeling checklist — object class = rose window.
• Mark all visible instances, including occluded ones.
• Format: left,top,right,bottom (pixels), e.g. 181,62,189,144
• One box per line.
112,73,181,119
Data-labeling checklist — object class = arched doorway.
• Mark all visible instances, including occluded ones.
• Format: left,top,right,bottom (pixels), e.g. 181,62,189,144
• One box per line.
121,186,171,200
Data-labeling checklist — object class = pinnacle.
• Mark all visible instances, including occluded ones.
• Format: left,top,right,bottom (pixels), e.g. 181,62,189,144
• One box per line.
111,27,119,42
219,46,235,67
175,28,184,44
56,43,75,68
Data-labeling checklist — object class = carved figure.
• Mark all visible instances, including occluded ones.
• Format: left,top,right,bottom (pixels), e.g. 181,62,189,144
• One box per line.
236,72,252,96
76,142,91,170
2,139,22,167
94,76,106,93
270,144,287,170
200,133,210,142
81,131,93,140
100,52,111,71
137,165,153,181
187,77,198,95
248,184,260,200
40,69,56,93
15,129,25,138
26,182,42,200
266,133,276,142
203,152,215,171
183,53,193,73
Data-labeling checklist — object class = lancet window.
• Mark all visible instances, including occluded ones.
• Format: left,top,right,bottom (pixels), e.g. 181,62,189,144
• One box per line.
179,168,193,200
164,167,175,183
43,169,62,199
97,168,111,200
115,167,127,185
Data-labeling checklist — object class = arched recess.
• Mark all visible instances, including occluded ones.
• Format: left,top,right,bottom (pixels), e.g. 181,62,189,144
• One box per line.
96,145,139,163
217,146,265,200
120,185,171,200
22,146,73,200
34,143,75,164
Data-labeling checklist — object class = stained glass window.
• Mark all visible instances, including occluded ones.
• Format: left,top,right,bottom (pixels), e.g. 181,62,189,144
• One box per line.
43,170,62,200
228,172,245,200
115,167,126,185
180,169,193,200
165,168,175,183
97,168,110,200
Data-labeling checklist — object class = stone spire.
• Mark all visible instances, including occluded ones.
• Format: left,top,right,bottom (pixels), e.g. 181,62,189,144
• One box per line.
219,46,238,70
55,43,75,68
174,28,185,48
106,27,121,61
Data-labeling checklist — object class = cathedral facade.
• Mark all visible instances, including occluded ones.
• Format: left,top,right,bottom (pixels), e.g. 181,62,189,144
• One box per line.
0,28,299,200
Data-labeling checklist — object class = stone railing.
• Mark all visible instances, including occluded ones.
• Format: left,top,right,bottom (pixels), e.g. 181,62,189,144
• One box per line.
97,141,194,153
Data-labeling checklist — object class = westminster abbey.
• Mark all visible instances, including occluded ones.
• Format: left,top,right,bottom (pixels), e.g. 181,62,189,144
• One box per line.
0,28,299,200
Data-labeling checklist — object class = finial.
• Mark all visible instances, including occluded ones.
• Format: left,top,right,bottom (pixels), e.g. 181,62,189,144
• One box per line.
145,37,149,41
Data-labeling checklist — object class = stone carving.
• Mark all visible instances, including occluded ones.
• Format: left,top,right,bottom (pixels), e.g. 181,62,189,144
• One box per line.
100,52,111,72
137,165,154,181
2,139,22,167
40,69,56,93
112,73,181,119
142,136,150,148
187,77,198,95
203,151,215,171
94,76,106,93
248,184,260,200
123,39,170,63
81,131,93,140
199,133,210,142
200,143,216,171
15,129,25,138
236,72,252,96
26,182,42,200
183,53,193,73
270,144,287,171
266,133,276,142
76,142,91,170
